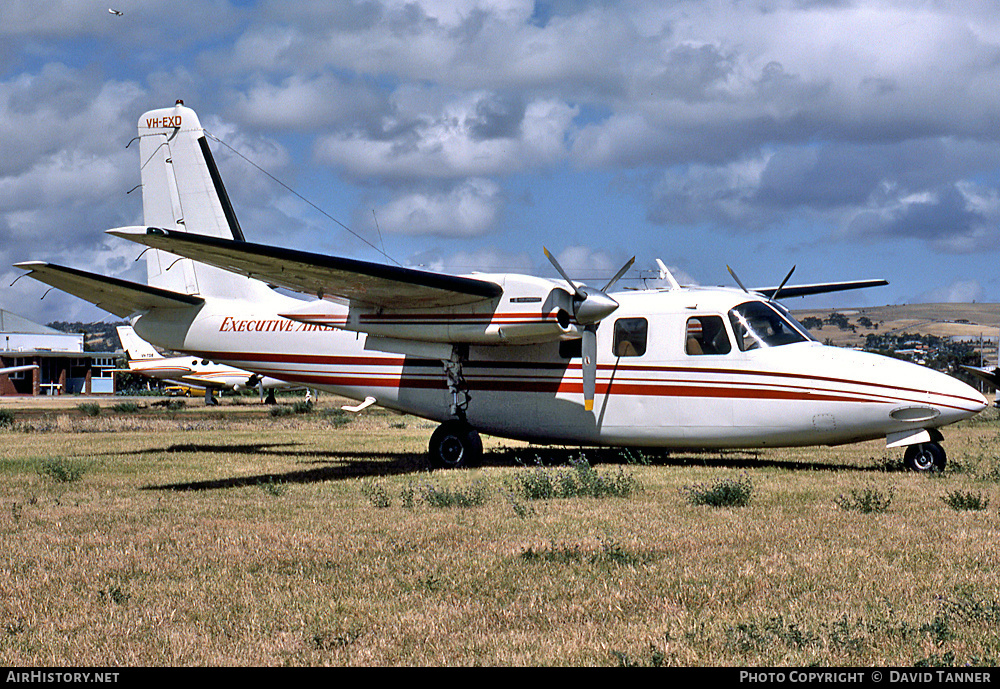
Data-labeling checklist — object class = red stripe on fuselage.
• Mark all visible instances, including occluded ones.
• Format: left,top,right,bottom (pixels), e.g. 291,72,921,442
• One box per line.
186,350,979,411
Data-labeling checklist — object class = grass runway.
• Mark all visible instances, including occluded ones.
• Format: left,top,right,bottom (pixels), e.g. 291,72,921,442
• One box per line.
1,395,998,666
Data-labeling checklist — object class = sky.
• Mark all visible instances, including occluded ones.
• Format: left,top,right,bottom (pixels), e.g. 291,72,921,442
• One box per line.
4,0,1000,323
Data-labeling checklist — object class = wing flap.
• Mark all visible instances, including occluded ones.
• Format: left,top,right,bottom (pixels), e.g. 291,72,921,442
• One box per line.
107,227,504,308
13,262,204,319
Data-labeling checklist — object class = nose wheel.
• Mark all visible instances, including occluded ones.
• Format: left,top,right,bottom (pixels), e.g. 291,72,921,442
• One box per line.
903,442,946,472
429,421,482,469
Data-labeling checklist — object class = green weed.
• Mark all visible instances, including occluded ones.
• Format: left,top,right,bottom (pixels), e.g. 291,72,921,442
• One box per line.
360,479,392,508
111,401,141,413
835,485,895,513
519,537,653,567
941,489,990,511
258,478,288,497
270,401,314,417
680,473,753,507
419,479,489,508
151,399,185,411
291,400,314,414
77,403,100,417
37,457,89,483
321,408,352,427
506,455,638,501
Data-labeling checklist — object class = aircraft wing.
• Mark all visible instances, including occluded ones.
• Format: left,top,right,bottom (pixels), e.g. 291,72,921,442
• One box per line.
962,365,1000,389
13,262,204,319
0,365,38,376
107,227,504,309
753,279,889,299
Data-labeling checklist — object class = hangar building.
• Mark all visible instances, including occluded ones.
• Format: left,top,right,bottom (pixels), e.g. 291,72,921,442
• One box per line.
0,309,118,396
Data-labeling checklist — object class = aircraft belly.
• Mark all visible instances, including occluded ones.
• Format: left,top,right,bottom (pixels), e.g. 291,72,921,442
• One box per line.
467,360,737,446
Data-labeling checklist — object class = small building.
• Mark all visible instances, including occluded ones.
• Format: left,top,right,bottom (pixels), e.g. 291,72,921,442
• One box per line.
0,309,118,395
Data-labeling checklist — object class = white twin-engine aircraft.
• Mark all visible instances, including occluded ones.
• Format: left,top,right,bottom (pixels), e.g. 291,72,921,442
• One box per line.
14,102,987,470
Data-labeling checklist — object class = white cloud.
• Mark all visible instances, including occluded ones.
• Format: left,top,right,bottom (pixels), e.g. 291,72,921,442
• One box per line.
406,244,534,275
914,279,985,304
231,74,384,131
376,178,503,237
314,92,577,180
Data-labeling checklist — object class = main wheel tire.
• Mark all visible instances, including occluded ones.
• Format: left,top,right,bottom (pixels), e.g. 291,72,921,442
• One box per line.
428,421,483,469
904,442,946,472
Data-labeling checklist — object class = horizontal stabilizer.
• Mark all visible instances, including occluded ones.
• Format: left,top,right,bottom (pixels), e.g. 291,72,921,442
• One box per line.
13,262,204,319
107,227,504,308
753,279,888,299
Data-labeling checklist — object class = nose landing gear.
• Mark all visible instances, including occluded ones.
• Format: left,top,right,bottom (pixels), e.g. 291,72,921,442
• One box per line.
903,442,946,472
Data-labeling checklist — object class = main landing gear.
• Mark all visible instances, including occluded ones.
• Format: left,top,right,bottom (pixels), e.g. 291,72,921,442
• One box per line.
428,420,482,469
428,346,482,469
903,442,946,472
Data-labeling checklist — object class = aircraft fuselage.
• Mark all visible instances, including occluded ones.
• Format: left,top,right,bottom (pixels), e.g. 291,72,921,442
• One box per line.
133,286,986,450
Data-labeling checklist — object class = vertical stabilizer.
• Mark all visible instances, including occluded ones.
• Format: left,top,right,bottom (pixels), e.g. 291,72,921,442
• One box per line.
117,325,161,361
136,101,270,299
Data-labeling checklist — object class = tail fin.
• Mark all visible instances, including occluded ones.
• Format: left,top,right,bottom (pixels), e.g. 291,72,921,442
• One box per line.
116,325,160,361
136,101,271,300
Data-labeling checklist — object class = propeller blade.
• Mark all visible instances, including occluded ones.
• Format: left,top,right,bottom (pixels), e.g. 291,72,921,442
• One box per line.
543,247,586,301
727,265,750,294
770,265,796,302
601,256,636,292
544,247,622,325
582,326,597,412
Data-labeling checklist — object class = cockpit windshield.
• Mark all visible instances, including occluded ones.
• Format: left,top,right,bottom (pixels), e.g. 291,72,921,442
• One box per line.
728,301,812,351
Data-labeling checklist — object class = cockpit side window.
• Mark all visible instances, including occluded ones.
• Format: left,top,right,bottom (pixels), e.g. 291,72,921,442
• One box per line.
613,318,647,357
728,301,808,351
685,316,732,355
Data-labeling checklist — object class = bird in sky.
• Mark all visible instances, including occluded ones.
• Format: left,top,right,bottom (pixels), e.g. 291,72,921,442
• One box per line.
108,8,124,16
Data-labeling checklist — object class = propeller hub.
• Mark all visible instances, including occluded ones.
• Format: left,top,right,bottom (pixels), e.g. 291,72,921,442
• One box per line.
574,288,619,325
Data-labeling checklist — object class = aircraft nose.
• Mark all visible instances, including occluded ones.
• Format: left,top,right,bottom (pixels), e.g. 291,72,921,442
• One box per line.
926,368,987,421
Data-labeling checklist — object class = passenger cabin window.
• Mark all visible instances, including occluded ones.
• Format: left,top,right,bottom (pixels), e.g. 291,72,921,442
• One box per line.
685,316,732,355
614,318,647,357
728,301,809,351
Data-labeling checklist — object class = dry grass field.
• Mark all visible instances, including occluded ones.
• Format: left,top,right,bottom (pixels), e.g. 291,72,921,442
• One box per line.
1,395,999,667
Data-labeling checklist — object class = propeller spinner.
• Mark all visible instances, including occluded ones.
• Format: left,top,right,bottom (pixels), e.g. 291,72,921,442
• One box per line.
544,248,635,411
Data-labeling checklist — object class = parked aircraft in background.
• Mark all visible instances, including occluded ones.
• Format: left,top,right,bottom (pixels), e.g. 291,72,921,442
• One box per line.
961,365,1000,407
117,325,298,404
0,365,38,376
14,102,987,470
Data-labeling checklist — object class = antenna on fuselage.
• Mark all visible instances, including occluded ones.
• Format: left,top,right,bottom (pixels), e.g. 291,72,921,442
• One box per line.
655,259,681,290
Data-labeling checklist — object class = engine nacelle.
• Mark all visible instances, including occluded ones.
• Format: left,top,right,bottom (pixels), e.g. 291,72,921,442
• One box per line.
278,274,581,345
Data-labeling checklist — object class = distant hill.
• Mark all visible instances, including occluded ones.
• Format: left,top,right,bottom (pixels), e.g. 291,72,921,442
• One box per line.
46,320,128,353
791,303,1000,349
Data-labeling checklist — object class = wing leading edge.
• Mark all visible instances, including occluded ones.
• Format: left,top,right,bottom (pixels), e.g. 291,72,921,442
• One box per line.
752,279,889,299
107,227,504,309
